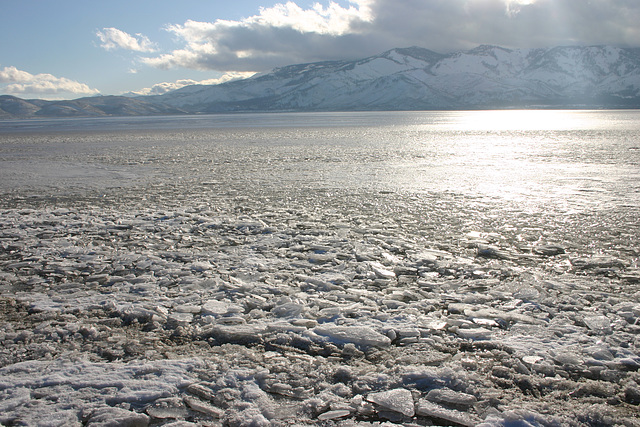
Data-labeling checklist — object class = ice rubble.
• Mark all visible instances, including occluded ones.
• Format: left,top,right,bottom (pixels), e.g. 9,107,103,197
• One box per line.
0,186,639,426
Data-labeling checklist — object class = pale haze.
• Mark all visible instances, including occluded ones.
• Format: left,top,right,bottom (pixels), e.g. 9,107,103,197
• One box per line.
1,0,639,99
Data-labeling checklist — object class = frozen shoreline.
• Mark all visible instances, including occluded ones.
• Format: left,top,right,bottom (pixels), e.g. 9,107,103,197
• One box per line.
1,111,639,425
1,186,639,426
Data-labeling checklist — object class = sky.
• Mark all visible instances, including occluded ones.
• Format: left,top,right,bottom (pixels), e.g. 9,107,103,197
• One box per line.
1,0,639,100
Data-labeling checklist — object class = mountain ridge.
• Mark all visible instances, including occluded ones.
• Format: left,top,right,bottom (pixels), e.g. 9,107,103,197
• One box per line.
141,44,640,112
2,45,640,119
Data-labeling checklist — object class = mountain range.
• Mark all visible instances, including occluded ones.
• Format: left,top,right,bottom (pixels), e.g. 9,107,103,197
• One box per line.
2,45,640,118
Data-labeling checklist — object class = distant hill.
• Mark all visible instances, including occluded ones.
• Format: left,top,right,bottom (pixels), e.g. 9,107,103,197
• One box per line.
3,45,640,118
0,95,185,119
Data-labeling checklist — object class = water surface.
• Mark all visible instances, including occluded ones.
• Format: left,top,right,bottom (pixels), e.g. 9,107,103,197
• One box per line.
1,110,639,212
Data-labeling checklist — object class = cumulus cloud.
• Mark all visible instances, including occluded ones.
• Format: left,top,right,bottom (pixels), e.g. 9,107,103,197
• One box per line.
130,72,257,96
97,27,157,52
141,0,374,71
0,66,100,96
136,0,640,75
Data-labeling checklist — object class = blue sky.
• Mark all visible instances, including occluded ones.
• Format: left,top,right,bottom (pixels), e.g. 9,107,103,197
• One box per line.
1,0,639,100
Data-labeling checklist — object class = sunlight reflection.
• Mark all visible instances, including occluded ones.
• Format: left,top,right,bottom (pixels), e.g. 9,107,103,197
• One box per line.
446,110,593,131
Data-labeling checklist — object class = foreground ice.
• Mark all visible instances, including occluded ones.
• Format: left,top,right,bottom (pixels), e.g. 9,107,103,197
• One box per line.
1,184,638,426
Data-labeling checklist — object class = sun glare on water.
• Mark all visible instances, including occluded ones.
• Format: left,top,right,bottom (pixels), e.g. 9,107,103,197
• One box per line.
449,110,591,132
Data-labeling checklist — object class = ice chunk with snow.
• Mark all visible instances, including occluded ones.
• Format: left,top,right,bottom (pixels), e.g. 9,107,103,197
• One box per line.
311,325,391,348
367,388,415,417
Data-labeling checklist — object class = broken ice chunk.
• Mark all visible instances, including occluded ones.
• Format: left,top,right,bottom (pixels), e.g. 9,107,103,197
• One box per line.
552,352,584,368
311,325,391,348
190,261,213,272
367,388,415,417
369,262,396,279
206,324,267,344
533,244,565,256
174,304,201,314
513,286,540,301
415,400,477,426
522,355,544,366
145,397,190,419
617,358,640,372
184,396,223,418
471,318,500,328
476,245,512,260
583,346,614,361
167,312,193,327
271,302,303,318
381,252,402,265
426,388,477,407
317,409,351,420
202,300,243,316
583,315,612,334
427,319,448,331
456,327,492,340
86,406,150,426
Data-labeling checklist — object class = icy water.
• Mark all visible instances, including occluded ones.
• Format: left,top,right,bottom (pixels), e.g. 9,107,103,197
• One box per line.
0,110,639,426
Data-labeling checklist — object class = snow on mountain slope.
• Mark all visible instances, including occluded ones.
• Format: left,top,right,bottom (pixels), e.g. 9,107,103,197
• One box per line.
150,45,640,112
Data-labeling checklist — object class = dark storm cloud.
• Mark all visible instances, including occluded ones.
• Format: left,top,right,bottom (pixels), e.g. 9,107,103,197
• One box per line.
139,0,640,73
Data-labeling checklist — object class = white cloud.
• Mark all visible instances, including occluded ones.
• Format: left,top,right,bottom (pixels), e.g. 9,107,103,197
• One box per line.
252,0,373,35
96,27,156,52
141,0,374,71
130,72,257,96
0,66,100,97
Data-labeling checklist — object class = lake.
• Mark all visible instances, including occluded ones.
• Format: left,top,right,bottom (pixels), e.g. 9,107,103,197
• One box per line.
1,110,639,209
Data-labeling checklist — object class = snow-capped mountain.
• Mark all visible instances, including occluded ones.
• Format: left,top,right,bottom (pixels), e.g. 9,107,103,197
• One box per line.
149,45,640,112
2,45,640,119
